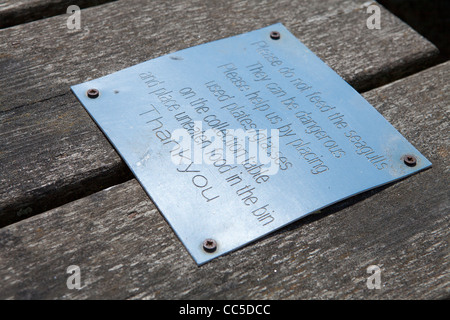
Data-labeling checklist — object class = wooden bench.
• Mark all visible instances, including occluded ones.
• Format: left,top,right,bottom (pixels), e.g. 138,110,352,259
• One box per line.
0,0,448,299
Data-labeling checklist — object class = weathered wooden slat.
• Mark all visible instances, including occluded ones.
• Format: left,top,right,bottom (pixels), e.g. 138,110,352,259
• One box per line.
0,0,115,29
0,0,439,226
0,92,133,227
0,0,439,112
1,61,447,299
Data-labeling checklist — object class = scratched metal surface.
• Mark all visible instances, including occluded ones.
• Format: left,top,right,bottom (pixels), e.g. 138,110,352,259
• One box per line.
71,23,431,265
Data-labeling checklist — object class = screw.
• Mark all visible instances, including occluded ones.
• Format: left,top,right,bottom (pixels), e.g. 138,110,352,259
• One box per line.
402,154,417,167
87,88,100,99
270,31,281,40
202,239,217,253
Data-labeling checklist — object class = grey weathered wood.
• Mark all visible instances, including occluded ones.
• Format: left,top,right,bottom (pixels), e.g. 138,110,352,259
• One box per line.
0,0,115,29
1,62,448,299
0,92,133,227
0,0,440,226
0,0,438,112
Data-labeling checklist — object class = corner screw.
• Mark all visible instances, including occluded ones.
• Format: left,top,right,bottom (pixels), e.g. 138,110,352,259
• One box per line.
202,239,217,253
270,31,281,40
402,154,417,167
87,88,100,99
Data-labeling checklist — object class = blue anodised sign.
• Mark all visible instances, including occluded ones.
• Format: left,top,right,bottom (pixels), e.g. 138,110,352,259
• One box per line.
72,24,431,265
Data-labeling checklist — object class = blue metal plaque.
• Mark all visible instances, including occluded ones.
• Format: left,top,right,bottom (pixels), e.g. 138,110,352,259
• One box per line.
71,24,431,265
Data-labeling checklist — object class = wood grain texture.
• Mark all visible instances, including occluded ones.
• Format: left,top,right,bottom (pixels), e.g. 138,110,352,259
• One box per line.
0,0,439,226
1,61,448,299
0,93,133,227
0,0,115,29
0,0,439,112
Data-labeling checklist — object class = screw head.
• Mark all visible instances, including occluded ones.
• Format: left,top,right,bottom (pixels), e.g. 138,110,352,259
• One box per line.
402,154,417,167
87,88,100,99
270,31,281,40
202,238,217,253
